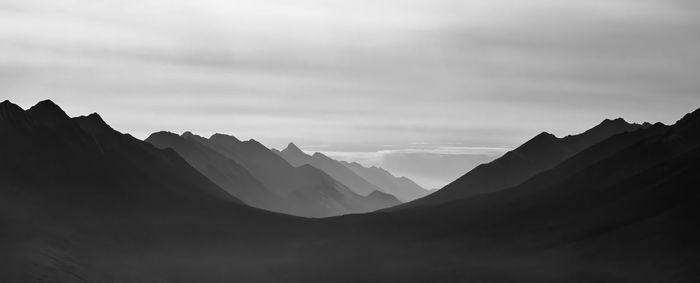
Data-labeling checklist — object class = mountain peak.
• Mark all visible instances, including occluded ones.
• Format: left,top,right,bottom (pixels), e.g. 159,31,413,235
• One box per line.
312,152,329,159
283,142,306,155
0,99,15,107
182,131,194,138
27,99,70,123
568,117,648,146
0,100,23,115
0,100,29,125
87,112,107,125
528,131,558,144
514,131,560,155
286,142,302,150
596,117,630,128
210,133,240,143
147,131,178,140
73,112,114,134
366,190,402,205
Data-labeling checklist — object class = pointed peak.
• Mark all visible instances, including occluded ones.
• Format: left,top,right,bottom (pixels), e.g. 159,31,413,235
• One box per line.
31,99,63,112
28,99,70,122
598,117,629,127
34,99,60,108
73,112,114,133
0,100,23,112
287,142,301,150
1,99,17,107
0,100,29,124
574,116,647,140
533,131,557,140
517,131,559,151
87,112,107,124
283,142,306,155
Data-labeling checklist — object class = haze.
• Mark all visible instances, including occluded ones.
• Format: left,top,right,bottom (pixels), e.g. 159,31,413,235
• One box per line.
1,0,699,188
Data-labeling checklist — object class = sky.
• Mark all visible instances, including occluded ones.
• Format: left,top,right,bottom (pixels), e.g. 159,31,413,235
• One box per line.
1,0,699,188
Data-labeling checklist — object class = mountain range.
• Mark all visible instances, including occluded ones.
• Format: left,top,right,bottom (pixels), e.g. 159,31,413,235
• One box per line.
146,131,401,217
273,143,430,202
401,117,650,209
1,99,698,282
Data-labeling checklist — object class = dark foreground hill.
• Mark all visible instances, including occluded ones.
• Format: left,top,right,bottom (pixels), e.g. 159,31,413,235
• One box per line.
1,100,698,282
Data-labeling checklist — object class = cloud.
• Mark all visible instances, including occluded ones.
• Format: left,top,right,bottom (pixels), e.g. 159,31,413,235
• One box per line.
1,0,699,163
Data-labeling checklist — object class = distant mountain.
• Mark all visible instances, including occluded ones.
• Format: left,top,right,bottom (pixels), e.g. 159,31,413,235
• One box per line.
175,134,397,216
273,142,307,166
342,161,429,202
402,118,650,208
146,131,286,212
277,143,387,197
362,190,402,209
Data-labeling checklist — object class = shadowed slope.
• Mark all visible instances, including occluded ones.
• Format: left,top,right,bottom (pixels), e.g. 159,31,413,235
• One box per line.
187,134,398,216
402,118,649,208
2,99,698,282
326,110,699,281
146,131,286,212
278,143,388,197
342,161,429,202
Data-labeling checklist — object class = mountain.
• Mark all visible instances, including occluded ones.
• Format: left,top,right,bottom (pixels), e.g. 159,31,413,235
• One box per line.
0,100,238,209
3,99,698,282
0,99,309,282
145,131,286,212
177,133,397,216
362,190,402,209
277,143,387,197
273,142,307,165
342,161,429,202
318,108,700,281
402,118,650,208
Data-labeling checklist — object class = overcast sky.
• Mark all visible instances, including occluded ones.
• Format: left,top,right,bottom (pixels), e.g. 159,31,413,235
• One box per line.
2,0,699,188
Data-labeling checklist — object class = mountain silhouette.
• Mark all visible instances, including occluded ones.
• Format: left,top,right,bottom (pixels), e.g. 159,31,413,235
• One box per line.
277,143,390,198
402,118,650,208
320,108,699,281
341,161,430,202
171,133,397,216
0,99,247,215
362,190,402,208
145,131,286,211
2,99,698,282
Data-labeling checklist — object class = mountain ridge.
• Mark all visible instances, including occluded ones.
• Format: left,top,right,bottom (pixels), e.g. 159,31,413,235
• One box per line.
277,143,388,197
399,118,651,209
